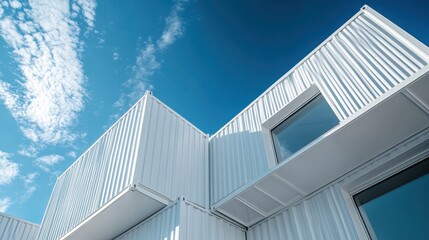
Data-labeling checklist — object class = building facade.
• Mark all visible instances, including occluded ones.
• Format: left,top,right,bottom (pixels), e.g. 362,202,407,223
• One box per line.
0,213,39,240
3,5,429,240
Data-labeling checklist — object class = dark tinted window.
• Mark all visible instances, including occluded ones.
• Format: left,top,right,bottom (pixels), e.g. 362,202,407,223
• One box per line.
272,95,338,163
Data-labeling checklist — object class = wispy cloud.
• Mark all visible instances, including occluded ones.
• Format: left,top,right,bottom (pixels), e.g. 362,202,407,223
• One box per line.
36,154,64,166
35,154,64,172
20,172,38,202
0,0,97,146
113,50,119,61
0,150,19,185
18,144,38,157
22,172,38,185
73,0,97,30
114,0,189,110
157,0,187,50
0,198,12,212
67,151,77,158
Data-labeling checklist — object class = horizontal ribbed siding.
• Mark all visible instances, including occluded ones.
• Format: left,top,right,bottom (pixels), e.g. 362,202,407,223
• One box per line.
0,213,39,240
116,200,245,240
210,8,429,205
38,93,208,240
247,184,358,240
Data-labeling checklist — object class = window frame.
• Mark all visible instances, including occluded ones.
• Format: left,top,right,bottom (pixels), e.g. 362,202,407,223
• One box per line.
340,135,429,240
261,85,341,168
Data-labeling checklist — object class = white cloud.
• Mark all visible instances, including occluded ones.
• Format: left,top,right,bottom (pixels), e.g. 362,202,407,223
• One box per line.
22,172,38,186
18,144,38,157
67,151,77,158
36,154,64,166
0,0,96,146
20,185,36,202
157,0,187,50
0,151,19,185
0,198,11,212
20,172,38,202
113,51,119,61
74,0,97,30
9,0,21,9
115,0,188,109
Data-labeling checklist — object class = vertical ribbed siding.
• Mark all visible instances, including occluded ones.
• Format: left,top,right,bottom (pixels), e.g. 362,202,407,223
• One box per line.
115,201,181,240
210,8,429,205
135,96,208,207
38,93,208,240
38,96,147,240
184,202,245,240
0,213,39,240
247,184,358,240
115,200,245,240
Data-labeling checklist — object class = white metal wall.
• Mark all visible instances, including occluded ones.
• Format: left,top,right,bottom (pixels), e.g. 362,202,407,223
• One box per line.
134,95,208,207
0,213,39,240
115,199,245,240
38,93,208,240
247,184,358,240
210,6,429,205
115,201,181,240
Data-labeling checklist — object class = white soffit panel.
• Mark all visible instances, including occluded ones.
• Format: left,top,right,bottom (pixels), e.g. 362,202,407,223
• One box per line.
405,73,429,112
60,185,169,240
215,81,429,227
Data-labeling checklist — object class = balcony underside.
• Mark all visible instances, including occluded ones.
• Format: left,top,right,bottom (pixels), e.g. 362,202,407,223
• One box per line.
214,72,429,227
60,184,169,240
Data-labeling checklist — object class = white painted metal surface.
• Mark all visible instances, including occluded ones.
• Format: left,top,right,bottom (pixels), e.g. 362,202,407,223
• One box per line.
247,184,359,240
0,213,39,240
214,80,429,226
210,5,429,206
116,199,245,240
38,92,208,240
247,126,429,240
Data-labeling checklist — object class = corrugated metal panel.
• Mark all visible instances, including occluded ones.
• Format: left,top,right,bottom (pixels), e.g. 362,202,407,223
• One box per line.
210,6,429,205
183,201,245,240
38,93,208,240
247,184,359,240
115,201,181,240
115,199,245,240
134,96,208,207
38,95,147,240
0,213,39,240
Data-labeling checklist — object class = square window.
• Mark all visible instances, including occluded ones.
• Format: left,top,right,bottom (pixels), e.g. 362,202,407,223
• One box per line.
353,157,429,239
271,95,339,163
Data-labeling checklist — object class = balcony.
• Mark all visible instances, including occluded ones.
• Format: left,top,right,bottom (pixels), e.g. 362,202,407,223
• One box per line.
212,69,429,227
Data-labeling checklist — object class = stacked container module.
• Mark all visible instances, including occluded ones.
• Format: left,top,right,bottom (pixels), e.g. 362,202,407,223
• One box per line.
0,213,39,240
37,92,208,240
115,198,245,240
210,5,429,227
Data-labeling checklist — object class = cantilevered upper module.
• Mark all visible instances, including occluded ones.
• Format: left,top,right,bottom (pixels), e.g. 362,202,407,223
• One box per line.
5,5,429,240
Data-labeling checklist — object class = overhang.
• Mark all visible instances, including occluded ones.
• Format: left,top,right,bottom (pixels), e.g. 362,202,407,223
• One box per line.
60,184,169,240
213,70,429,227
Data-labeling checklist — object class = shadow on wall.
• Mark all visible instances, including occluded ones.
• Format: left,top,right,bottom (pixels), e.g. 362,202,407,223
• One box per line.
210,129,269,205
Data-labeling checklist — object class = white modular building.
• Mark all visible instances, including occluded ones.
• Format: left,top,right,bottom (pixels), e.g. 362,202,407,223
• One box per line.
3,5,429,240
0,213,39,240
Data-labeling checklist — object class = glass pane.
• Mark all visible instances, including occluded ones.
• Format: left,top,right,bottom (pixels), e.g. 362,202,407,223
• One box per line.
354,158,429,240
272,95,338,163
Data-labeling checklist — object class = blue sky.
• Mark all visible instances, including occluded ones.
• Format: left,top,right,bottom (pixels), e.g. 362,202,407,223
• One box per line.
0,0,428,224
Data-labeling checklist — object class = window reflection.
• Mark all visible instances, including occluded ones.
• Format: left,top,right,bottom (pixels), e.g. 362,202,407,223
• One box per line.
354,158,429,239
272,95,338,163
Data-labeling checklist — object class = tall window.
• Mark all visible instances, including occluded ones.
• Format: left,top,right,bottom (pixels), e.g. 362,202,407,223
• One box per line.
272,95,338,163
353,157,429,239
